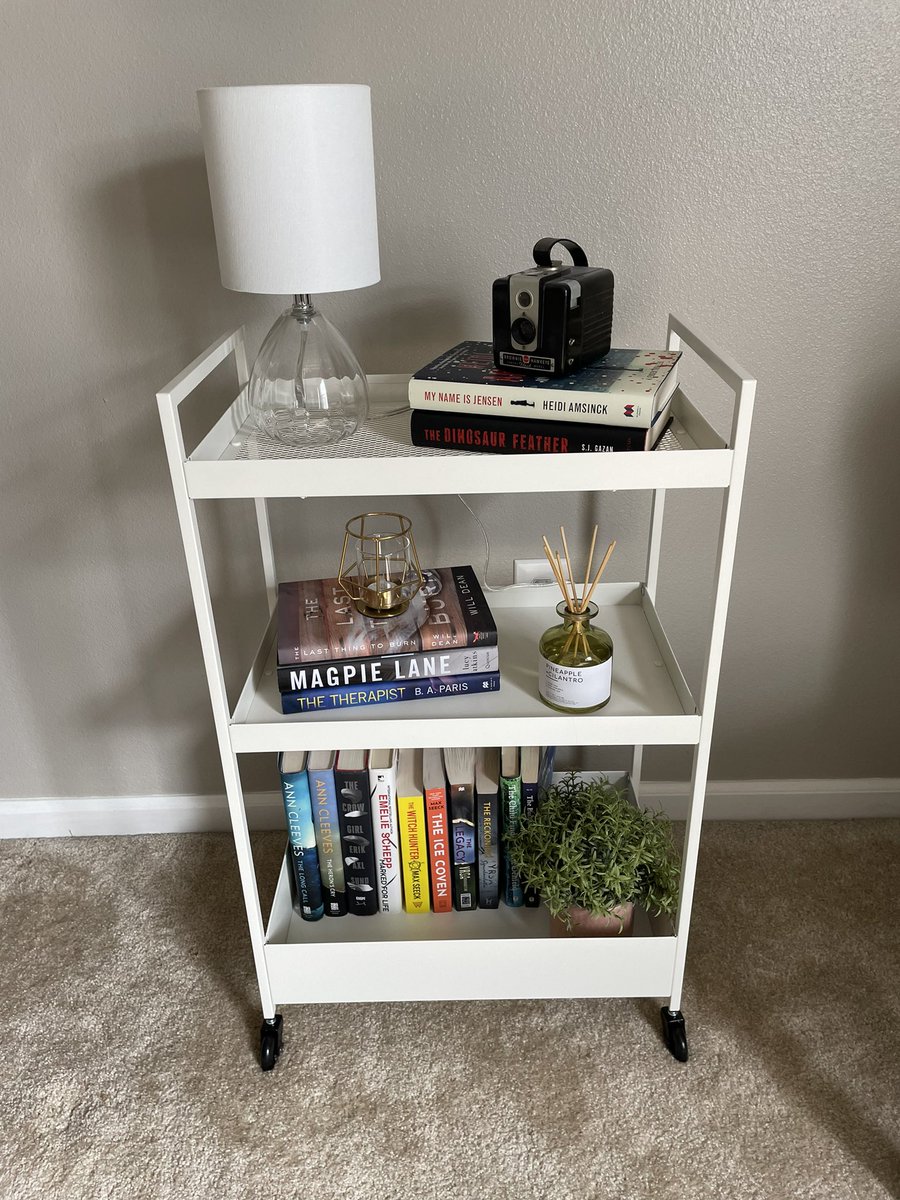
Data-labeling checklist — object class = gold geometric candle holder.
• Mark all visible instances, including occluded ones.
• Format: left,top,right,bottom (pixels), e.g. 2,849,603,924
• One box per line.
338,512,425,618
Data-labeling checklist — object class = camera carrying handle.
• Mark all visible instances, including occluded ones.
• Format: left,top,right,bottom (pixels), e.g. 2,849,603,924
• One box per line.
532,238,589,268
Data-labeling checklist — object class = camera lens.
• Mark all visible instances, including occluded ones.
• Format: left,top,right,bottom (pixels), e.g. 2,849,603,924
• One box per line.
516,290,533,309
511,317,536,344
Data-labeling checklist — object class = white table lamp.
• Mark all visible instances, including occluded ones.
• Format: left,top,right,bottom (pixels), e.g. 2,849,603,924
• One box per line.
197,84,380,446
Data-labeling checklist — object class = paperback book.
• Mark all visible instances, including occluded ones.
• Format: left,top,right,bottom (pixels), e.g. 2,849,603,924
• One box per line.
408,341,681,429
277,565,497,666
280,672,500,713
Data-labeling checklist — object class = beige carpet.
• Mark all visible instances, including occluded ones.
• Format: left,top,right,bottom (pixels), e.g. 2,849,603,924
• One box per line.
1,820,898,1200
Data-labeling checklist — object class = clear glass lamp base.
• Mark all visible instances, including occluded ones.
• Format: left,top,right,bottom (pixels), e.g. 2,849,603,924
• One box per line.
248,297,368,446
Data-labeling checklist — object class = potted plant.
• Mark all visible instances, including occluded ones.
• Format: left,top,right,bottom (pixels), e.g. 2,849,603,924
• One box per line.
506,772,680,936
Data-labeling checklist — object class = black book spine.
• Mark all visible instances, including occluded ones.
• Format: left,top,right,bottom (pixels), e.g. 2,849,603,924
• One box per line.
477,785,500,909
411,408,671,454
276,644,499,693
334,766,379,915
449,782,478,912
521,777,541,907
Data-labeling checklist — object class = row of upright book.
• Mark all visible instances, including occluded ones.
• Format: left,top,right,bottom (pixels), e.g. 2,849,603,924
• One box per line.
279,745,554,919
407,341,682,455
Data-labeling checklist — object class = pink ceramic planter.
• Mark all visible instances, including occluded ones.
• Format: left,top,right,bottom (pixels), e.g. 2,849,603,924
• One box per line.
551,902,635,937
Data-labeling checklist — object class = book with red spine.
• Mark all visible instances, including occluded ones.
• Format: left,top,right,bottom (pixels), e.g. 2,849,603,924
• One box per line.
397,748,430,914
423,747,452,913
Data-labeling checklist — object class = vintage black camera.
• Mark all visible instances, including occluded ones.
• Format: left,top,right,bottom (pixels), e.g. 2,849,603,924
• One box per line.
492,238,614,376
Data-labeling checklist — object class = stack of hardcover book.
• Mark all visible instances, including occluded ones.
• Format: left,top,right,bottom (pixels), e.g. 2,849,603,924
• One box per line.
278,745,555,919
276,565,499,713
407,341,682,455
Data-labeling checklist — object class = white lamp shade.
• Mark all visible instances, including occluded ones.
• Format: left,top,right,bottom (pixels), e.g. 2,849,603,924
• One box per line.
197,84,380,295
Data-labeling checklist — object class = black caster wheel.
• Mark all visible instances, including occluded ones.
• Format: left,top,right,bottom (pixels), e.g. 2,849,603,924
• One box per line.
259,1014,284,1071
660,1007,688,1062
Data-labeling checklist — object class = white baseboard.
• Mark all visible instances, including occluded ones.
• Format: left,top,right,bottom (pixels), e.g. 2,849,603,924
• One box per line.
1,779,898,839
0,793,286,839
640,778,900,821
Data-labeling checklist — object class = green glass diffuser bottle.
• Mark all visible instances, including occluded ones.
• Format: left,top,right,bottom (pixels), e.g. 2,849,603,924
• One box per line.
538,527,617,714
538,600,613,713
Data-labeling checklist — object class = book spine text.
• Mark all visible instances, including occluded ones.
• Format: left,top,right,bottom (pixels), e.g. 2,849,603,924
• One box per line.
398,792,431,914
280,672,500,713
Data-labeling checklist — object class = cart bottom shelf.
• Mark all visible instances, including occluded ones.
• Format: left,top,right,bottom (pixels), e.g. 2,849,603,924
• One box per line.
264,855,677,1004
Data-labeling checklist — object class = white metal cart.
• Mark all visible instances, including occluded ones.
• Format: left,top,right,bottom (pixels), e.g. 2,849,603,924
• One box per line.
157,314,755,1070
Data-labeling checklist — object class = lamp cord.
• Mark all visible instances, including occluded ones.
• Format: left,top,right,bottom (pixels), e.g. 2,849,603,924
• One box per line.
368,406,552,592
456,495,555,593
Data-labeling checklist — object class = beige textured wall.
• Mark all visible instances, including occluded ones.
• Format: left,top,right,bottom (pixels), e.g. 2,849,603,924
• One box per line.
1,0,898,801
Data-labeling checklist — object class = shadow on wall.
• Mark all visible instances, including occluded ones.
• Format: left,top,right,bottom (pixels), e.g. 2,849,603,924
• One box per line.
0,149,266,796
710,355,900,780
352,289,467,375
89,150,239,352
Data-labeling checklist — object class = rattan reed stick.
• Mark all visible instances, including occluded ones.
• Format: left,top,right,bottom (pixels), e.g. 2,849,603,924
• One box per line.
582,524,599,609
581,539,617,610
542,538,568,597
559,526,577,609
555,551,576,611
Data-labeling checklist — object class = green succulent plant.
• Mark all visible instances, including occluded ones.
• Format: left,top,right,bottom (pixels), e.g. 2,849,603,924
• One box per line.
506,772,680,926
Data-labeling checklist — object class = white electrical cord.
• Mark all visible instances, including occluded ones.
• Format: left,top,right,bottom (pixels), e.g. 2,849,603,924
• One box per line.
368,400,555,592
456,495,556,593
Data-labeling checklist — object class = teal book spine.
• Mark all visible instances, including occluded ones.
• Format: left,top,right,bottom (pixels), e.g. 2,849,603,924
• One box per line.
307,760,347,917
278,754,325,921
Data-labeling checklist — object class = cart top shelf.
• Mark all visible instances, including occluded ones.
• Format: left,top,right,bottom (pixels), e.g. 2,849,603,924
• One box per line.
181,375,733,498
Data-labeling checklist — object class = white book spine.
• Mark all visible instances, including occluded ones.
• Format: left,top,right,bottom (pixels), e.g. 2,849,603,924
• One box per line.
369,758,403,913
408,375,675,430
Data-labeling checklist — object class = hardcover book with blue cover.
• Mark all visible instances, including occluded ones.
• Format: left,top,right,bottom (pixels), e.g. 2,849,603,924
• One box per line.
280,672,500,713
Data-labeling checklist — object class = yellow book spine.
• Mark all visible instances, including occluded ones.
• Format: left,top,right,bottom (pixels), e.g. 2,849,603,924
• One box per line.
398,791,431,914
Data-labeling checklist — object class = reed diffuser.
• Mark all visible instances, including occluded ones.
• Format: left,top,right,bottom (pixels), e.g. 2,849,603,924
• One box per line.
538,525,616,714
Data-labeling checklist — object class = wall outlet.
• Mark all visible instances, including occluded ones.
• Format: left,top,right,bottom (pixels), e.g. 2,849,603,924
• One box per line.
513,558,570,586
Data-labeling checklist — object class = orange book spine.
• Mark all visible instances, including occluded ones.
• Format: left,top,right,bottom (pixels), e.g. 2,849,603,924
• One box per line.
425,785,452,913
